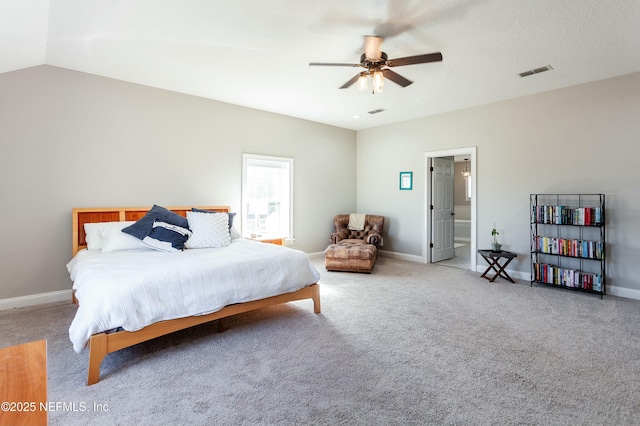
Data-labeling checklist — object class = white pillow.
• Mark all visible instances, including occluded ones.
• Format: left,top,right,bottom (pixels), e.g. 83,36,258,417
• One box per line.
102,224,147,252
84,221,135,251
186,211,231,249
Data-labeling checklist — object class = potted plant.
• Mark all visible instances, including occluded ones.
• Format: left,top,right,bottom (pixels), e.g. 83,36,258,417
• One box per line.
491,224,502,252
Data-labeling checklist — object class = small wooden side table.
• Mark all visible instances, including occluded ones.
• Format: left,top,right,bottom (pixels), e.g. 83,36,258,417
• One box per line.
0,340,47,425
478,250,517,283
247,236,285,246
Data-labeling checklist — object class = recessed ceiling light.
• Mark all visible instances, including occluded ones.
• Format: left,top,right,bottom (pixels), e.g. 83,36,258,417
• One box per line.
352,115,361,119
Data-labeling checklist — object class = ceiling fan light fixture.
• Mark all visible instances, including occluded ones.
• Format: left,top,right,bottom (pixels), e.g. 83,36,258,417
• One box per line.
357,72,368,91
309,36,442,93
372,69,384,94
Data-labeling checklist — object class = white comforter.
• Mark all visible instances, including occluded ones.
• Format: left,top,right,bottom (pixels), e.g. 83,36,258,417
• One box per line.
67,239,320,353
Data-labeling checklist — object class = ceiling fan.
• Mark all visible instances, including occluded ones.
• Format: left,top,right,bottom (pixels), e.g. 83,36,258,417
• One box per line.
309,36,443,93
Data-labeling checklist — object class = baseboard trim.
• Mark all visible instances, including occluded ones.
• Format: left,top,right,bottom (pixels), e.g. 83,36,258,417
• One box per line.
1,271,636,313
380,253,640,301
607,285,640,301
378,250,423,263
474,265,530,282
308,251,325,259
311,249,424,263
472,268,640,301
312,249,424,263
0,290,72,311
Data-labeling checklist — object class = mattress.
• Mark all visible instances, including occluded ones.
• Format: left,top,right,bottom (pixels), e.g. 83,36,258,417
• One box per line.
67,238,320,353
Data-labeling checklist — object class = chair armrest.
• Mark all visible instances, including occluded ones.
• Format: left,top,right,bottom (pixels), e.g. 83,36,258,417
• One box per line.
365,229,382,246
330,229,349,244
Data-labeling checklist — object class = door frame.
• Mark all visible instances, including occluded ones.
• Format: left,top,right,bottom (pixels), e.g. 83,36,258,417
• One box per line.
422,146,477,271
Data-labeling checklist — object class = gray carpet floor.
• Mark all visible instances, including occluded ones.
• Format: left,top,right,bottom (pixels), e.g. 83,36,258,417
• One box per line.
1,256,639,425
435,244,471,269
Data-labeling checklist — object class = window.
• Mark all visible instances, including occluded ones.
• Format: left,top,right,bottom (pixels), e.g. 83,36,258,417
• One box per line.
242,154,293,240
465,176,472,201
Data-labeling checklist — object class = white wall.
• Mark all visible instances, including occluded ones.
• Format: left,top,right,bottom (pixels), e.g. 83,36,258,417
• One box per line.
2,66,638,301
0,65,356,300
357,72,640,293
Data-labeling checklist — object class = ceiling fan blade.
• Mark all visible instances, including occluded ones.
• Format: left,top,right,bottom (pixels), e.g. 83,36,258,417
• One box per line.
387,52,443,67
364,35,384,61
382,69,413,87
339,73,361,89
309,62,362,67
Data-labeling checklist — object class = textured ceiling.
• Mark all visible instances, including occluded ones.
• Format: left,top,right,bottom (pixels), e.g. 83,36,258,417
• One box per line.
2,0,640,130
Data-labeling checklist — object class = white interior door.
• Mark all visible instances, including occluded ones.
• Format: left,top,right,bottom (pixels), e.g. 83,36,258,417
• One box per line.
431,157,454,262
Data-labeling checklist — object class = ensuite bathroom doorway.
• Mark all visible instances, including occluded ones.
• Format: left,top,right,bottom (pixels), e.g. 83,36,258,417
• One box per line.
423,147,477,271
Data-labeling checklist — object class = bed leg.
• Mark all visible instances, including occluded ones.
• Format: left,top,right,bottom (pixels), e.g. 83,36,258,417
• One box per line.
312,284,321,314
87,333,107,386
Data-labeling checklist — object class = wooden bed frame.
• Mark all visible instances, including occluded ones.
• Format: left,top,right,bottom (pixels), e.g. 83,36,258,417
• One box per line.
72,206,321,385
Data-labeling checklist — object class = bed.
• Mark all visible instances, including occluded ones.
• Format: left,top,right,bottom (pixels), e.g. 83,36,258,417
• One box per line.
68,206,321,385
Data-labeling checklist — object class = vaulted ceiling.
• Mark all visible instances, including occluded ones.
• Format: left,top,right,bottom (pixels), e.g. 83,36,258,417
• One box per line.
2,0,640,130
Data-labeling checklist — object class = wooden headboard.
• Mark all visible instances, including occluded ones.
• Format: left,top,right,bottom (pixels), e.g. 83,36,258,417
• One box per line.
72,206,230,256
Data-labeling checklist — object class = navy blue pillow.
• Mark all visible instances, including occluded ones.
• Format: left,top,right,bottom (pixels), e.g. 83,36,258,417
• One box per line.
191,208,236,231
122,205,189,240
142,220,192,252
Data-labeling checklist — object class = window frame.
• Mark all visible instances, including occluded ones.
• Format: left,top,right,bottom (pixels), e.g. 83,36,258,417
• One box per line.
241,153,294,242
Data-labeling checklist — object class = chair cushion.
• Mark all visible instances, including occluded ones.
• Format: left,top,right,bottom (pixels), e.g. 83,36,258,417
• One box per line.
325,239,377,260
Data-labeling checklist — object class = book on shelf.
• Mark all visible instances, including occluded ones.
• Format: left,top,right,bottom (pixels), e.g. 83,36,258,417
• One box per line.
533,263,602,291
533,236,603,259
533,205,603,226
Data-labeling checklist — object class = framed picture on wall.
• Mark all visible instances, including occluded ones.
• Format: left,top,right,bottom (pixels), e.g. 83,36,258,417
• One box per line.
399,171,413,190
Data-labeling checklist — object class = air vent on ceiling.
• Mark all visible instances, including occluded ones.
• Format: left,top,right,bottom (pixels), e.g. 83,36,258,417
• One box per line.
519,65,553,78
368,108,386,115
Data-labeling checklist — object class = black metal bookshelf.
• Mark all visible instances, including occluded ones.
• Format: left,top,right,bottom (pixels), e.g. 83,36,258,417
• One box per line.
530,194,605,298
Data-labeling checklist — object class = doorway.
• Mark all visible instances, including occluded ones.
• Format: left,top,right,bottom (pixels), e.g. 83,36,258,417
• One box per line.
422,147,477,272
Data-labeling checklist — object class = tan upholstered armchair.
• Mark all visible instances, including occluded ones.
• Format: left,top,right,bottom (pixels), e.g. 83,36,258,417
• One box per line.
330,214,385,246
325,214,385,273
